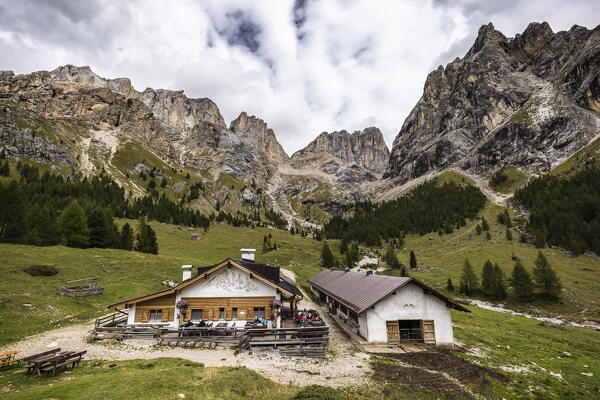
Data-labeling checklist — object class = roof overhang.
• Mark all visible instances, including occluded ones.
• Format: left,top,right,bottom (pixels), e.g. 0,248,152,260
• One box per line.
308,276,470,314
108,258,300,309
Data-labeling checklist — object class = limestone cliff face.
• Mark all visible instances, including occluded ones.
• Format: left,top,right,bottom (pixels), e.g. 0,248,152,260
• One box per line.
384,22,600,183
230,112,289,165
291,127,390,176
0,65,289,187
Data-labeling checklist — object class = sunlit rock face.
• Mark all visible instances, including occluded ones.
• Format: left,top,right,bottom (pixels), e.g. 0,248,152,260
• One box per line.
0,65,290,187
384,22,600,183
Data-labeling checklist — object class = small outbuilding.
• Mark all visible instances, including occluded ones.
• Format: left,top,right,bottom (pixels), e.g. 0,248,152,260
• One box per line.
308,270,469,345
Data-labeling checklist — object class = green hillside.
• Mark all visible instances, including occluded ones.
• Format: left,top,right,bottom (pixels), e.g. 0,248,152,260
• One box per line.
384,201,600,321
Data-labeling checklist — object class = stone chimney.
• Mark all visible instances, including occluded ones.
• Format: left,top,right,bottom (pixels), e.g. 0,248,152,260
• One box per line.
182,265,193,281
241,249,256,262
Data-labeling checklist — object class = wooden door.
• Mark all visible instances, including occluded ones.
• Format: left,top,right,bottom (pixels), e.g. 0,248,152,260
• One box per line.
386,321,400,344
422,320,436,344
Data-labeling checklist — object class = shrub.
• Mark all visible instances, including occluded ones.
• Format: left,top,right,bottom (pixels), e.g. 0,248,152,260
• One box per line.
24,265,58,276
293,385,344,400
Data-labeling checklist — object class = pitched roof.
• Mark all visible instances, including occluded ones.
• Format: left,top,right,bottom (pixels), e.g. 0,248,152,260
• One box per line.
233,259,303,297
108,258,302,308
307,270,469,313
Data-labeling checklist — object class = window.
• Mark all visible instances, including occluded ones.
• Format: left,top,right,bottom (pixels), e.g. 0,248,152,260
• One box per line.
149,309,162,321
340,304,348,315
253,307,265,319
232,308,237,320
191,309,202,320
219,308,225,320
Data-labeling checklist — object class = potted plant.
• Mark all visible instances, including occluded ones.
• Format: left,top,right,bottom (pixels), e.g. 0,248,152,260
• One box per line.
269,299,282,309
176,299,189,320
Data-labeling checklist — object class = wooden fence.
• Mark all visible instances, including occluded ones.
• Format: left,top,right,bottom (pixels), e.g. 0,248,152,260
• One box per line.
93,324,329,357
95,310,128,328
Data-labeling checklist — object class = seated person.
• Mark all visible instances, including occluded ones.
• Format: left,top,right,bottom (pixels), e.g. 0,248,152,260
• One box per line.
182,321,194,328
197,320,206,327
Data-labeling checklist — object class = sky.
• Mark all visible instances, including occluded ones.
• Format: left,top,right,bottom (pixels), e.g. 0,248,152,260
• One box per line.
0,0,597,154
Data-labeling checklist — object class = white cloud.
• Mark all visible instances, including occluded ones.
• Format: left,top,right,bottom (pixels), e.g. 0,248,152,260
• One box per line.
0,0,597,154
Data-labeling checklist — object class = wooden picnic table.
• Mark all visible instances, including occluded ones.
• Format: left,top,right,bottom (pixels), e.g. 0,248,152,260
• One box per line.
25,350,77,376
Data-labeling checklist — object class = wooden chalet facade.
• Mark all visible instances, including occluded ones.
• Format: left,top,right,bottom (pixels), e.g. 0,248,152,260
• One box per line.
108,250,302,329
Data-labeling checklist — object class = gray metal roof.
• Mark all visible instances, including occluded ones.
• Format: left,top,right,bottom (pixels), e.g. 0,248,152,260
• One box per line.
307,270,469,313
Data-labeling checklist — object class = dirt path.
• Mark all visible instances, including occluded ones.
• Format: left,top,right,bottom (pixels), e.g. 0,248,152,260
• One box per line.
0,271,371,388
469,300,600,330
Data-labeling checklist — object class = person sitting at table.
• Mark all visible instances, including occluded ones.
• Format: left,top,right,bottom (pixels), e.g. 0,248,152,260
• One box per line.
197,319,206,327
182,321,194,328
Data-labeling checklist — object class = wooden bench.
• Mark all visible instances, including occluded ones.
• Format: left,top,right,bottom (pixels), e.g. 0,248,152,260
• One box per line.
23,348,62,374
0,350,25,368
39,351,86,377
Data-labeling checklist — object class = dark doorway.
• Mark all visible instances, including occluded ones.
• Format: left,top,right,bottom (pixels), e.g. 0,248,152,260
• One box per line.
398,320,423,341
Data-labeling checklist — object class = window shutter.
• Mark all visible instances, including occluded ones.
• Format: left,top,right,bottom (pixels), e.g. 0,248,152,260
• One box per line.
248,308,254,320
185,309,191,321
266,307,271,318
214,309,219,320
141,309,150,322
206,309,212,320
225,309,232,320
161,308,169,322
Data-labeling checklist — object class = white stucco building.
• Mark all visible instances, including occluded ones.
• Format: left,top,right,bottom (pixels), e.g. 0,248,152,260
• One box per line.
308,270,468,344
108,250,302,329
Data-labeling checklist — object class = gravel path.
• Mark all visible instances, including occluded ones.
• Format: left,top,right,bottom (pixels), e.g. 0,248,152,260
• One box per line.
0,270,372,388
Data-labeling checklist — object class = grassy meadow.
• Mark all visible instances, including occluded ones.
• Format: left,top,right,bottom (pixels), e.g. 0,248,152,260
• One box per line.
1,202,600,398
0,220,322,346
384,201,600,321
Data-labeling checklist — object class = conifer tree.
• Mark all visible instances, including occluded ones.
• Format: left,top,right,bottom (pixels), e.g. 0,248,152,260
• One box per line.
0,160,9,176
88,208,109,248
447,278,454,292
510,261,534,301
321,242,335,268
409,250,417,270
0,181,26,242
120,223,134,251
506,226,513,241
135,217,158,255
481,260,494,296
486,231,491,240
459,258,479,296
384,246,400,270
58,200,90,248
400,266,408,277
533,251,561,300
475,224,482,235
340,236,348,254
491,263,506,300
160,176,167,188
481,216,489,231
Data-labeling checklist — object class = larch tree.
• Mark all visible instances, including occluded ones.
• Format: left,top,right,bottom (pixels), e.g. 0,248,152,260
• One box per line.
409,250,417,270
510,261,533,301
459,258,479,296
533,251,561,300
58,200,90,248
481,260,494,297
321,242,336,268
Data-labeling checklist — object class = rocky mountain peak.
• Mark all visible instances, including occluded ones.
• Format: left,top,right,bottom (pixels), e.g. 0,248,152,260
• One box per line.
467,23,507,56
384,21,600,184
0,65,293,188
229,112,289,165
291,127,390,176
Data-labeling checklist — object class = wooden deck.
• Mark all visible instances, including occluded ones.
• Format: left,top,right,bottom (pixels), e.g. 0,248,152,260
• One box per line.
93,324,330,358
